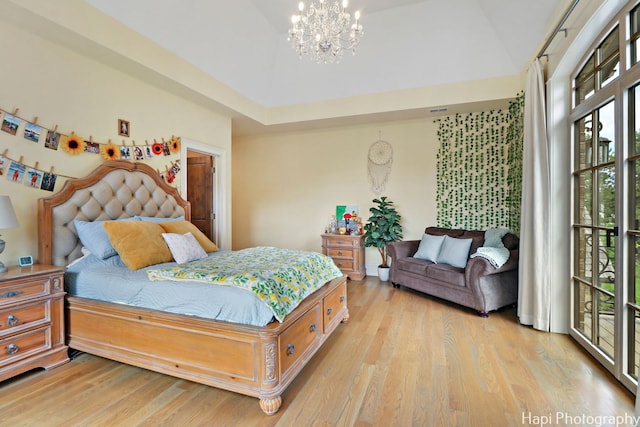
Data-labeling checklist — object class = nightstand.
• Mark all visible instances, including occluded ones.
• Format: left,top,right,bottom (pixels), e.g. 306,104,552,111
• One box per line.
321,234,366,280
0,265,69,381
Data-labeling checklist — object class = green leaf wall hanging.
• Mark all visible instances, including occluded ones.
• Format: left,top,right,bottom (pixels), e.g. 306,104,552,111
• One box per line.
435,92,524,233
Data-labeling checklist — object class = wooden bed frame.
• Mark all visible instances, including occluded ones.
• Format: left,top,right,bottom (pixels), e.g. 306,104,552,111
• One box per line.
37,160,348,415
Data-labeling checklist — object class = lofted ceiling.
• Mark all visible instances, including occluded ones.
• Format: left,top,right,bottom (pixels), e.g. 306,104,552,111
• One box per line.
81,0,571,133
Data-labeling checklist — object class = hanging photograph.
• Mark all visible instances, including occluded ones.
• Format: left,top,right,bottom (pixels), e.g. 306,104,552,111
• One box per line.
84,140,100,154
165,167,176,183
144,145,154,159
120,145,131,160
133,145,144,160
0,156,7,176
162,141,171,156
40,172,57,192
6,161,25,182
170,162,180,176
25,168,43,188
24,122,41,142
44,130,60,150
1,113,20,135
118,119,130,137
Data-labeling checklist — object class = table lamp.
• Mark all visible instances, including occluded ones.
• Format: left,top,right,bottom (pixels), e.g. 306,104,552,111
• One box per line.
0,196,19,273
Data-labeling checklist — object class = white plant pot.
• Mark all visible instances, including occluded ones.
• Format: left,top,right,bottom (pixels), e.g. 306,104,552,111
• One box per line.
377,266,390,282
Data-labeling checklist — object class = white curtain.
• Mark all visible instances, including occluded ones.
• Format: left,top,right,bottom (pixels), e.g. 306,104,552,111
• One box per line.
518,58,551,331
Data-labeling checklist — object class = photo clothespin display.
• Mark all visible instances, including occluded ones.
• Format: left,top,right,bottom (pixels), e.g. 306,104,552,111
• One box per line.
24,117,42,143
119,140,131,160
133,141,144,160
85,135,99,154
41,166,57,192
165,164,176,184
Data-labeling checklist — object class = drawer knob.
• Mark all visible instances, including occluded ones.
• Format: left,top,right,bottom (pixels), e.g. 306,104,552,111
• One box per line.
0,291,23,299
309,323,316,333
340,295,345,303
7,344,19,355
327,307,333,316
7,314,18,326
337,251,343,255
287,344,295,356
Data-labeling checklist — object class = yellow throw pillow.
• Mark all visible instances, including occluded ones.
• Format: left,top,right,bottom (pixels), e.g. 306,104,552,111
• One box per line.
103,221,173,270
159,221,219,252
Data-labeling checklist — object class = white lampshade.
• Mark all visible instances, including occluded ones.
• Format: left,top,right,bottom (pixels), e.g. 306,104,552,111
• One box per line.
0,196,19,229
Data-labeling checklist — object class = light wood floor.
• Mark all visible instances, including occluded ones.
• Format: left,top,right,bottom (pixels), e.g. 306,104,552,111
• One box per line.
0,277,635,427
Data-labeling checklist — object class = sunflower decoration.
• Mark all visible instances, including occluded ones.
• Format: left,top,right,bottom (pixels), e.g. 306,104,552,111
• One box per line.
151,140,164,156
61,132,86,155
169,136,181,153
100,141,120,161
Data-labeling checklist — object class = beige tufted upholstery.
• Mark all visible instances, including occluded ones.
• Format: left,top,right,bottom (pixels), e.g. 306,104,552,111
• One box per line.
38,161,189,266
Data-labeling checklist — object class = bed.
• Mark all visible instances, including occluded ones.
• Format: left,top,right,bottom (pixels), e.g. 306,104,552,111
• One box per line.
37,160,348,415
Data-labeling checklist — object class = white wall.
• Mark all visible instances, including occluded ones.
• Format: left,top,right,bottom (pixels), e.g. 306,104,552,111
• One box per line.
233,118,440,276
0,12,232,265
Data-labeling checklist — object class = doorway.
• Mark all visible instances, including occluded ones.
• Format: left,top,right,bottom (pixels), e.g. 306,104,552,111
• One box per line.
187,151,215,242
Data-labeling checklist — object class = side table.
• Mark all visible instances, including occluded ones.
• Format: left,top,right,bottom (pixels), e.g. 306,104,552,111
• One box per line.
321,233,366,280
0,265,69,382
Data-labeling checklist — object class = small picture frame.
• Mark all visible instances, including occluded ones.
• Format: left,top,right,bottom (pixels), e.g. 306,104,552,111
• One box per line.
118,119,130,137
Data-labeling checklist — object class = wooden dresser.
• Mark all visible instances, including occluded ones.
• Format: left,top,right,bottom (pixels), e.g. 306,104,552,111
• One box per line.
321,233,366,280
0,265,69,382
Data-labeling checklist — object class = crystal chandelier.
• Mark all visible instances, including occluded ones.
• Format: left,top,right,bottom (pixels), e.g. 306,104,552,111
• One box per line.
288,0,363,64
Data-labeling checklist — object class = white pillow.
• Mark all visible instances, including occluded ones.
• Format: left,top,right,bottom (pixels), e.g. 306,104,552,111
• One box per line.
161,232,208,264
436,236,473,268
413,234,445,263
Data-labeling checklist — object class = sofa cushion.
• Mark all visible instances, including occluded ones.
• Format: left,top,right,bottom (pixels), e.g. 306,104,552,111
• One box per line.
461,230,485,257
503,233,519,250
396,258,432,275
427,263,466,287
413,233,445,262
437,236,473,268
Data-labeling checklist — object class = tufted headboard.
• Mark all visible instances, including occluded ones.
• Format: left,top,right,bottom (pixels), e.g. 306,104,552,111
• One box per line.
38,160,191,266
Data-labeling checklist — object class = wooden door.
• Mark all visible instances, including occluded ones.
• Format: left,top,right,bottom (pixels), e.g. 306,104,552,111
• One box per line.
187,154,214,242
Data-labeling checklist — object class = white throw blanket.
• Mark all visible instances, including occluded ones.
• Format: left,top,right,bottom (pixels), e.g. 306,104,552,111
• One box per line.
470,246,510,268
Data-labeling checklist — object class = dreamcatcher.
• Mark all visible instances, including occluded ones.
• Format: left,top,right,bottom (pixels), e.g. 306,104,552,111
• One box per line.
367,137,393,195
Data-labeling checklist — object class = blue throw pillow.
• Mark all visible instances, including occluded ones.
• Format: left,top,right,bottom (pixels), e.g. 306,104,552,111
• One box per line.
484,227,509,248
413,234,445,263
436,236,472,268
74,217,139,259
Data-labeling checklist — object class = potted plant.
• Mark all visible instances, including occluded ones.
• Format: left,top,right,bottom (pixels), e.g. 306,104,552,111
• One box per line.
363,196,403,281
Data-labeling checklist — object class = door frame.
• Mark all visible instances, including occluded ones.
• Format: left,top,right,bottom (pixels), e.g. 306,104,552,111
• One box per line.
180,138,227,250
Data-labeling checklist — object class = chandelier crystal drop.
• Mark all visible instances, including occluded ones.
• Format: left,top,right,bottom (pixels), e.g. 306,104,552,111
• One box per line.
287,0,363,64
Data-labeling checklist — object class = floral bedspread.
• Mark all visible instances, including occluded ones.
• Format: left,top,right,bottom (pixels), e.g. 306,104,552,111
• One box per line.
147,247,343,322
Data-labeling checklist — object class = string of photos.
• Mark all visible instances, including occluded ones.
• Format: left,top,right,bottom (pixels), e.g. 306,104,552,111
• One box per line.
0,106,182,191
